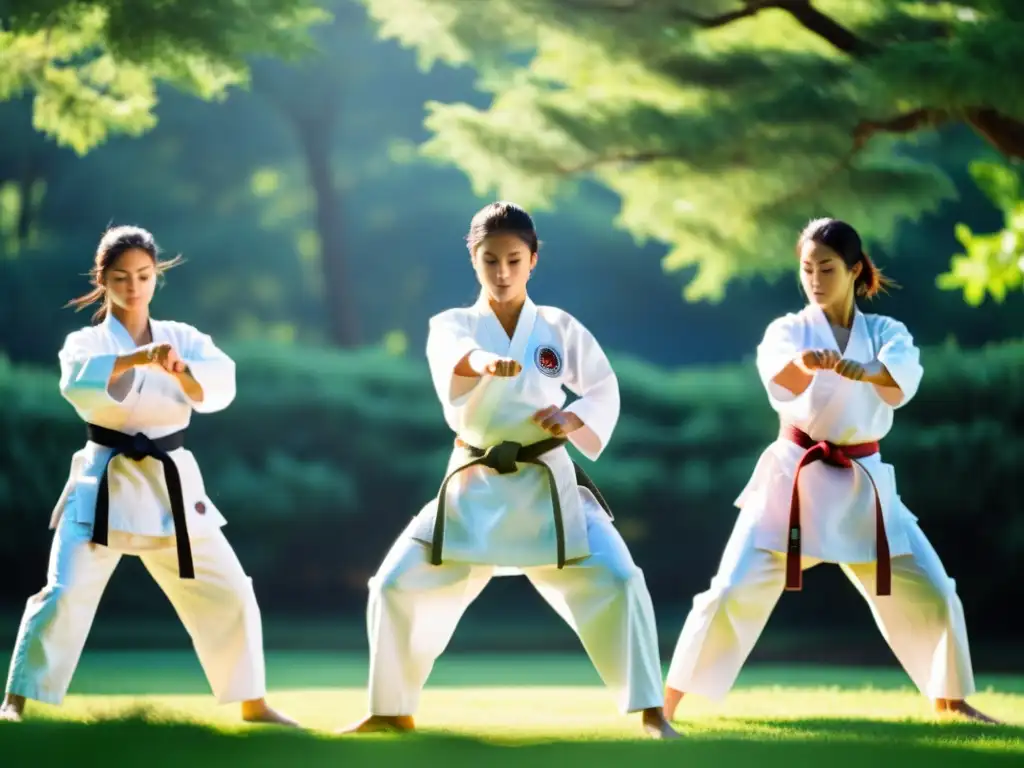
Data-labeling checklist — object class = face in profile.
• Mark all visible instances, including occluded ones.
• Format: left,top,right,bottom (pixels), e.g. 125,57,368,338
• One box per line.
799,239,860,309
472,232,537,303
103,247,157,313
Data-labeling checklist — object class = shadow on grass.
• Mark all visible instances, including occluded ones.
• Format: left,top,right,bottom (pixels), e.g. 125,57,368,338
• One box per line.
1,712,1021,767
13,650,1018,695
720,715,1024,746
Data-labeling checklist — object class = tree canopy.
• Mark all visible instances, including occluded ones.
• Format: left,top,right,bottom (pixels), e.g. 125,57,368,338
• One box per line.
0,0,325,153
358,0,1024,301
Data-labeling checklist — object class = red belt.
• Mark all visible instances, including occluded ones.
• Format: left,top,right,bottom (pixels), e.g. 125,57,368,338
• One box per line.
781,424,891,596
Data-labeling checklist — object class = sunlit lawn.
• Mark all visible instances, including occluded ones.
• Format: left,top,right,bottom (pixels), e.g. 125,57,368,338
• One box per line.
1,651,1021,765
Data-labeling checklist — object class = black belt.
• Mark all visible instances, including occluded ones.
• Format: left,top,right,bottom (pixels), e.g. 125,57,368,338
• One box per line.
86,424,194,579
431,437,613,569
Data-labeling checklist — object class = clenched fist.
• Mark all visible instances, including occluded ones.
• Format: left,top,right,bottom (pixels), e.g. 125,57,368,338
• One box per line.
531,405,584,437
483,357,522,377
796,349,840,374
147,343,187,374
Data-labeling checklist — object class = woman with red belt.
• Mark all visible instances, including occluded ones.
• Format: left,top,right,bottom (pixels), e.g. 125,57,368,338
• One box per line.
663,218,997,725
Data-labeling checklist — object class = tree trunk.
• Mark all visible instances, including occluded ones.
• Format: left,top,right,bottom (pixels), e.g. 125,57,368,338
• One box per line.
295,115,360,347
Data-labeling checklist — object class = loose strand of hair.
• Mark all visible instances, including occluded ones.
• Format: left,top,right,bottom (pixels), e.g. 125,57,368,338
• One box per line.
64,285,105,313
156,253,185,273
857,252,899,299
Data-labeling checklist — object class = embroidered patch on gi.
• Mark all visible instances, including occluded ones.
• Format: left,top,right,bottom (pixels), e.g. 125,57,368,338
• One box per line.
195,501,206,515
534,345,563,377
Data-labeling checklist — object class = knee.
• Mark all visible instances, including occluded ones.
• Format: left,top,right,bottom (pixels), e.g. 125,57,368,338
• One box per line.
18,582,89,628
596,559,646,593
367,539,433,596
27,581,74,610
210,574,260,617
699,571,753,607
921,573,961,617
27,573,92,610
701,551,783,606
368,564,410,597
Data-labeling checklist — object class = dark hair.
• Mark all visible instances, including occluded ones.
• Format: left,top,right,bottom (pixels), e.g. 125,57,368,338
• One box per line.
796,217,895,299
65,225,183,322
466,201,540,254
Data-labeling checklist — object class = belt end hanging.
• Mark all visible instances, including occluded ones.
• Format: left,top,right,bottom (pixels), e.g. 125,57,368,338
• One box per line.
876,561,892,597
785,528,802,591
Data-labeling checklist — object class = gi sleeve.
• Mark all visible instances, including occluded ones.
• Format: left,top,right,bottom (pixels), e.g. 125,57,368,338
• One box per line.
426,310,481,407
561,316,619,461
873,317,923,408
58,329,135,418
181,326,237,414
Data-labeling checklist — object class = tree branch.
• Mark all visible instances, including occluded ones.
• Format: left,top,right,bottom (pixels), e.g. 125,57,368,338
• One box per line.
853,108,952,147
777,1,877,56
850,106,1024,160
756,109,947,214
557,1,876,55
669,1,780,29
966,108,1024,159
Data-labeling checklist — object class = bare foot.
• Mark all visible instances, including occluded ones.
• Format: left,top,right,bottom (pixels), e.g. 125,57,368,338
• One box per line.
664,686,685,721
336,714,416,734
0,694,25,723
641,707,682,739
935,698,1001,724
240,698,300,727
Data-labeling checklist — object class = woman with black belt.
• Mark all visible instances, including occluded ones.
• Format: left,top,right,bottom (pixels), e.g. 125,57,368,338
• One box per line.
0,225,293,726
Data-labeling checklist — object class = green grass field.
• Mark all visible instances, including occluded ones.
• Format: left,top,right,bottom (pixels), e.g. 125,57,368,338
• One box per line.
1,651,1022,766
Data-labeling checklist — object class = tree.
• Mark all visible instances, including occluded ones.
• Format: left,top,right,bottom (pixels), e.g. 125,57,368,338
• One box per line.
249,0,365,347
0,0,325,154
939,160,1024,305
357,0,1024,301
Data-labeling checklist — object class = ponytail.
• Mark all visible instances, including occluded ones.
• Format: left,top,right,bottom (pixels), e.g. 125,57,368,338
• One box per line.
855,250,897,299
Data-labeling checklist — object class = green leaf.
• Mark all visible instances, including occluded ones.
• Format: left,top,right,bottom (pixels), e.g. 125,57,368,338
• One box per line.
968,159,1022,211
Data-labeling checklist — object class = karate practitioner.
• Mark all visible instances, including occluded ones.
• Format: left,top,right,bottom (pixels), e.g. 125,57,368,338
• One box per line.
664,217,998,724
340,201,678,739
0,225,295,726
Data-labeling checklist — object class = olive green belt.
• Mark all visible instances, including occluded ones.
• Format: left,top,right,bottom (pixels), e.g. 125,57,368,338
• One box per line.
431,437,613,568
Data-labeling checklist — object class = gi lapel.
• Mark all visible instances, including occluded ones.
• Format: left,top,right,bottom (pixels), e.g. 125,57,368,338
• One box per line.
471,294,538,438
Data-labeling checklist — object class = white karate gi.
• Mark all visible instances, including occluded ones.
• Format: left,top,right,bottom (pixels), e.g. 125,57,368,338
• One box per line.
666,305,975,701
365,294,663,716
5,314,266,705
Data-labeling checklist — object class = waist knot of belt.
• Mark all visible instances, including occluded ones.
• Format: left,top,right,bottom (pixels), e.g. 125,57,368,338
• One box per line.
781,423,890,596
86,423,194,579
431,437,612,569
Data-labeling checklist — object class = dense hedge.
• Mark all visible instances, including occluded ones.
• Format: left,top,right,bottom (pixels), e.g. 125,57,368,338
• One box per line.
1,338,1021,638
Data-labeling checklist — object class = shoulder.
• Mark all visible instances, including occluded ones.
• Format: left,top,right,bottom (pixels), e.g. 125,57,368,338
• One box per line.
536,305,591,336
428,306,477,331
155,319,212,345
762,309,805,338
862,312,911,339
60,324,105,353
155,319,202,336
536,304,571,324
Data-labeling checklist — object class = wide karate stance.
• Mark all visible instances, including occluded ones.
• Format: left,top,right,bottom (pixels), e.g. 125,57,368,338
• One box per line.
663,218,998,725
0,226,294,726
340,202,678,739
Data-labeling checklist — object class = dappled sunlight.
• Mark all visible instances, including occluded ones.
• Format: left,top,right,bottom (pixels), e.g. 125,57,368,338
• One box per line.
20,679,1024,741
4,654,1022,764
